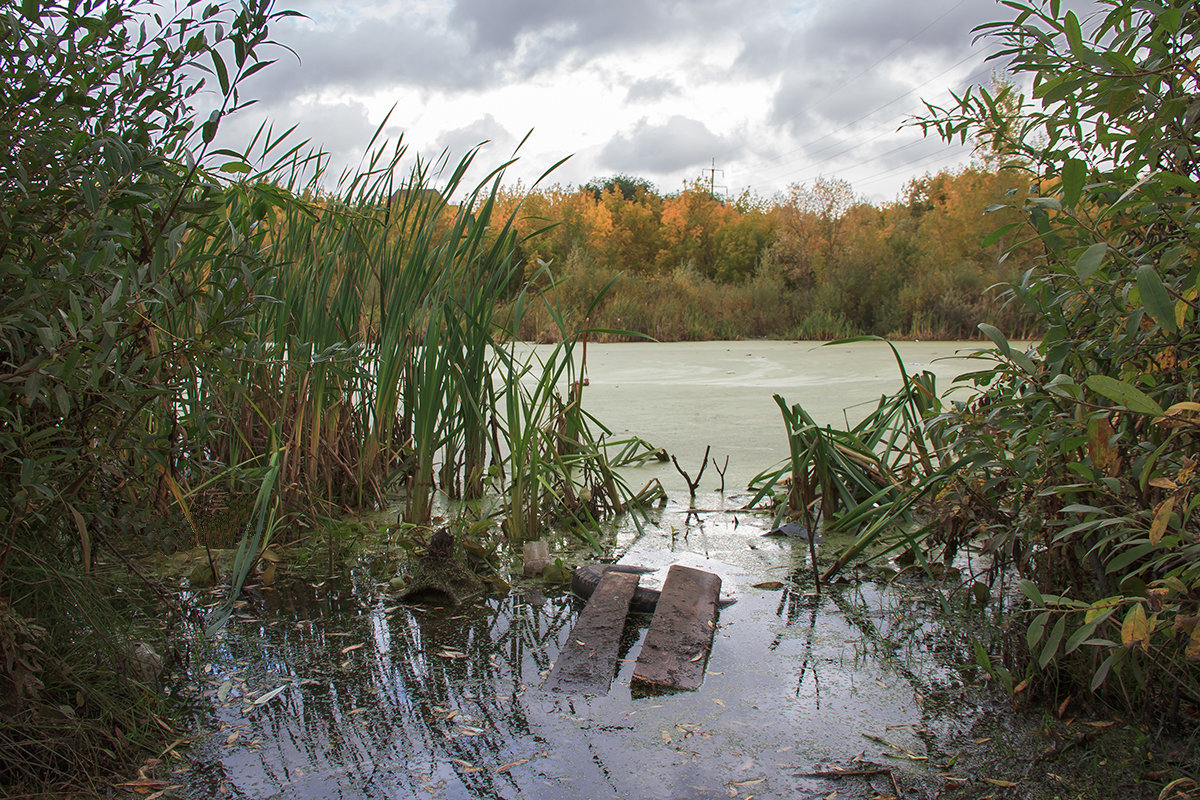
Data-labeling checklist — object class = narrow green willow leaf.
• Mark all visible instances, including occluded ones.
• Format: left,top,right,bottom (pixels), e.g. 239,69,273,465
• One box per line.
1039,613,1067,669
1018,578,1045,606
1061,158,1085,206
1136,265,1178,334
1027,610,1051,650
977,322,1011,357
1075,242,1107,279
1091,650,1117,691
1084,375,1164,416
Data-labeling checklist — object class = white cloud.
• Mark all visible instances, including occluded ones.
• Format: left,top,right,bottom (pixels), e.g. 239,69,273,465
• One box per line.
200,0,1096,201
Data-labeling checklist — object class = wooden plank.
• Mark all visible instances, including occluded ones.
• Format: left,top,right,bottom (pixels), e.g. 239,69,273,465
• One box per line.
546,571,640,693
631,565,721,692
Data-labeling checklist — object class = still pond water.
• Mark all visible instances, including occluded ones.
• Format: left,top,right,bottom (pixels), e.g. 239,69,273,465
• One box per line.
176,341,1062,800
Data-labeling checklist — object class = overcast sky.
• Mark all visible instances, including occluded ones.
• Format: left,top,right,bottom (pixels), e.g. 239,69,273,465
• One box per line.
208,0,1036,203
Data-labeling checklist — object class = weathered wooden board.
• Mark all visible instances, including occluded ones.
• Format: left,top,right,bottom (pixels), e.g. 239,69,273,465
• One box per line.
546,570,640,693
631,565,721,692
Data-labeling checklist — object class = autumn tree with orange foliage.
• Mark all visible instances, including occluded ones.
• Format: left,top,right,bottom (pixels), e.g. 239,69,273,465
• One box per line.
489,162,1037,341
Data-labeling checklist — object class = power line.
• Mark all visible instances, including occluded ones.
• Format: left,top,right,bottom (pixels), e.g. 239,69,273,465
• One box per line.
732,54,1004,194
736,50,999,187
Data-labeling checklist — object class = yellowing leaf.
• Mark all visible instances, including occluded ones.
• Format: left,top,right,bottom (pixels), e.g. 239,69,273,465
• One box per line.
1186,622,1200,663
1087,416,1122,476
1178,456,1197,484
1149,496,1176,545
1085,597,1122,623
983,777,1018,787
1121,604,1149,651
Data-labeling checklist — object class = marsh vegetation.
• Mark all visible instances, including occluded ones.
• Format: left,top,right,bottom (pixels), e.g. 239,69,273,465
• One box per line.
1,0,1198,796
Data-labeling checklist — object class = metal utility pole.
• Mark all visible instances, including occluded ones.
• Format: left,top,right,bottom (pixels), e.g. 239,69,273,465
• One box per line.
702,158,726,200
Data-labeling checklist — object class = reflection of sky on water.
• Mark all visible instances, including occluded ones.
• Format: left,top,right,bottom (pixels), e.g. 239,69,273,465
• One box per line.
178,499,1007,800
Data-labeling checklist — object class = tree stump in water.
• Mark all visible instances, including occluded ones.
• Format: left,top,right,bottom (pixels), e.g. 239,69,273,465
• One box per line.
397,528,485,606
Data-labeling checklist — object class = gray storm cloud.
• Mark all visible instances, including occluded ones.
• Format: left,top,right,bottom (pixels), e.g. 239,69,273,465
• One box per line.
600,116,730,175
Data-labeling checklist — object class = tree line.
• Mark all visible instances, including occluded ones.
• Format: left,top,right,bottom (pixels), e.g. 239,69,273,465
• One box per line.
491,163,1043,342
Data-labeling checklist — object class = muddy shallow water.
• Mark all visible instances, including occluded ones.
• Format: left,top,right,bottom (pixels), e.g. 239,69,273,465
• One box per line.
171,341,1099,799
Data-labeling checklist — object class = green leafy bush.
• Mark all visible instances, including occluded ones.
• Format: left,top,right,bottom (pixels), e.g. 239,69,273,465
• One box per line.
0,0,291,790
760,0,1199,718
914,0,1199,711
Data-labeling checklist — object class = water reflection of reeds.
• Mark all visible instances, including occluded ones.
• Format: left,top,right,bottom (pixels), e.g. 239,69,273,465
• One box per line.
184,579,590,799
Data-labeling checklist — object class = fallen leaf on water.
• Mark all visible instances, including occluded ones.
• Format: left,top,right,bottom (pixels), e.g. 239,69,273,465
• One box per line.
983,778,1018,787
731,778,765,786
144,787,184,800
340,643,364,655
662,731,673,744
752,581,784,590
713,699,725,706
224,732,239,746
217,680,233,702
114,777,168,790
437,649,466,659
495,757,531,774
252,685,288,706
